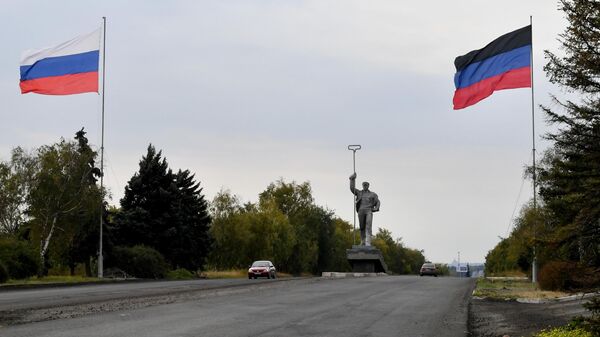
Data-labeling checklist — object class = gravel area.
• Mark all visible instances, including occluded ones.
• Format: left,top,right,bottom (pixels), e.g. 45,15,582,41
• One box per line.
469,296,593,337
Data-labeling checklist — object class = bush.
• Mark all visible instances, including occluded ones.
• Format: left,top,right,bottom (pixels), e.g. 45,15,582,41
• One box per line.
570,267,600,290
538,261,578,291
166,268,195,280
112,245,168,279
534,326,592,337
0,238,38,279
580,297,600,336
0,261,8,283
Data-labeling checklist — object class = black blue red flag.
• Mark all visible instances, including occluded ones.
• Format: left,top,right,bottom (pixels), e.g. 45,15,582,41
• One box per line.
453,25,532,109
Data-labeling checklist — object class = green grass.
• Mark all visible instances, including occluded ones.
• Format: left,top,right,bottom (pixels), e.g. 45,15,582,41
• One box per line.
1,269,299,285
2,275,100,286
202,269,294,279
166,268,196,280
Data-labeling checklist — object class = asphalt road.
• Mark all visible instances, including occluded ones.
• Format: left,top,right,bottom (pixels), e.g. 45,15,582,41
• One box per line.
0,278,264,311
1,276,474,337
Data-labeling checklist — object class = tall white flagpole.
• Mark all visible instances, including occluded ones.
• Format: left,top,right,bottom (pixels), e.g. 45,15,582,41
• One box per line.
98,16,107,279
530,15,538,284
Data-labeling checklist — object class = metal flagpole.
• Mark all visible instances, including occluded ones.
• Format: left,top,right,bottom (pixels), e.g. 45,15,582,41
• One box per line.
529,15,538,284
348,145,361,246
98,16,107,279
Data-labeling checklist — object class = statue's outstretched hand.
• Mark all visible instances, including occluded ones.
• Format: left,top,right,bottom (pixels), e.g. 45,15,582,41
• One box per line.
349,173,357,180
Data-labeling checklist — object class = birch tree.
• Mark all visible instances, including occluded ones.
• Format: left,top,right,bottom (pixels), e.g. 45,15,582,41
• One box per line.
0,147,36,236
28,135,99,276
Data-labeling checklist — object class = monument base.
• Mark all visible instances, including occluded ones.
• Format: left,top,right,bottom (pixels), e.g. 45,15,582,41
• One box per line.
346,245,389,274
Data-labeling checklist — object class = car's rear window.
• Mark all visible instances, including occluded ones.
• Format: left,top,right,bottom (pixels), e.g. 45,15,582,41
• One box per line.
252,262,269,267
423,264,435,268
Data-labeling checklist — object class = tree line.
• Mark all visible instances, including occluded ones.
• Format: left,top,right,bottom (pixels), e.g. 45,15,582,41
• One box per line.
485,0,600,291
0,132,426,281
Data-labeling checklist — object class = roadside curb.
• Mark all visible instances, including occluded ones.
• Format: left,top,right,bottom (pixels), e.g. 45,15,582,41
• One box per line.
321,272,388,278
0,276,312,292
472,291,599,303
516,292,599,304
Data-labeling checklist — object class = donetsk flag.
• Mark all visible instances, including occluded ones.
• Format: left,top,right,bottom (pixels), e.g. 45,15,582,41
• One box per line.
20,29,101,95
453,25,532,110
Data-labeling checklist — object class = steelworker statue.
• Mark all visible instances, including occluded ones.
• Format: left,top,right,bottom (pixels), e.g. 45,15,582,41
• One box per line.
349,173,380,246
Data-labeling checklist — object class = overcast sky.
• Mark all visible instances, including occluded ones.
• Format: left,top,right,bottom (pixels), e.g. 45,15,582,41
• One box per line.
1,1,570,264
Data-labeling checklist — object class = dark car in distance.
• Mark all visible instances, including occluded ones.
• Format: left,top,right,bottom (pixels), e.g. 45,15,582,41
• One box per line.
248,260,276,279
420,263,438,277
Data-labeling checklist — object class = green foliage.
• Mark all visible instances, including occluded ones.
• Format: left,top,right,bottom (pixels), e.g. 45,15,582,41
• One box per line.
0,147,36,236
4,275,99,285
538,261,578,291
485,204,536,276
489,0,600,288
207,190,252,269
167,268,195,280
259,180,320,274
577,296,600,335
258,180,313,216
435,263,450,276
113,144,212,271
0,261,8,283
208,181,366,275
372,228,425,274
168,169,212,270
0,237,38,279
538,0,600,269
330,218,353,272
544,0,600,92
26,130,103,277
0,130,104,278
534,326,592,337
111,245,168,279
208,189,297,271
63,129,103,276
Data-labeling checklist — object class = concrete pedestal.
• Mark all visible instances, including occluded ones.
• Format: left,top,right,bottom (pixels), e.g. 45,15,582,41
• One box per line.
346,245,389,274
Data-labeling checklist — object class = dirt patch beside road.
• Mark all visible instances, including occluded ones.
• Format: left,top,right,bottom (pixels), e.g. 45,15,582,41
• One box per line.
469,296,592,337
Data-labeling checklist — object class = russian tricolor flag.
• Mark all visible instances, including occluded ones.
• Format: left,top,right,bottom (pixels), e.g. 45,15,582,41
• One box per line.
20,28,101,95
453,25,532,110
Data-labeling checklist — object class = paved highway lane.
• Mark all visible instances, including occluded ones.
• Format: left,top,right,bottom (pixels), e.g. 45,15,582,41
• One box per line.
1,276,474,337
0,278,268,311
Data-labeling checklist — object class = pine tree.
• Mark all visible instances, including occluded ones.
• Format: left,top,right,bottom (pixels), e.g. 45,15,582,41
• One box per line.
114,145,212,271
539,0,600,266
114,144,175,252
168,169,212,270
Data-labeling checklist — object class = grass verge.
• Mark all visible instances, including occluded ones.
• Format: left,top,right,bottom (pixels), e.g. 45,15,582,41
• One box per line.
202,269,295,279
473,277,570,300
2,275,100,287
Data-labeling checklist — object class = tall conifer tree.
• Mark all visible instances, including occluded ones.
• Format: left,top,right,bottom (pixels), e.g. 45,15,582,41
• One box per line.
114,145,211,270
540,0,600,265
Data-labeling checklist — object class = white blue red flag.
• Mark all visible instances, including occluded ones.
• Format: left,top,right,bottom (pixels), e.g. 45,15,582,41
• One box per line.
20,28,101,95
